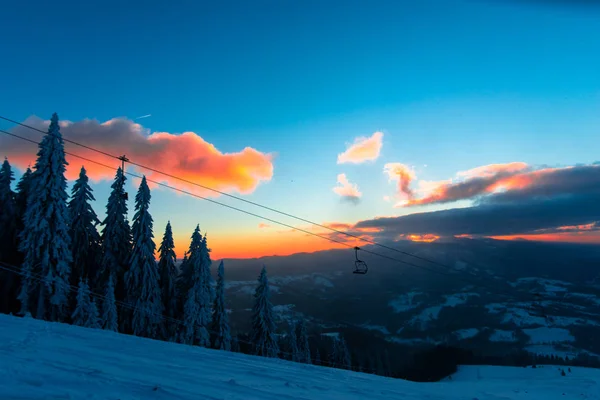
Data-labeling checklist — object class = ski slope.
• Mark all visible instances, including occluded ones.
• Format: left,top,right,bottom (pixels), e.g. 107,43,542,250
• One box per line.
1,314,599,399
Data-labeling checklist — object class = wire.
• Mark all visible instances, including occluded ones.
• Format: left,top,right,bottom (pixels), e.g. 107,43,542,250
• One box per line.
0,261,374,373
0,115,517,283
0,127,543,303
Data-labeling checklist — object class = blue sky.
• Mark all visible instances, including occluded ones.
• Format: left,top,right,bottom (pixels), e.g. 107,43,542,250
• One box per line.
1,0,599,258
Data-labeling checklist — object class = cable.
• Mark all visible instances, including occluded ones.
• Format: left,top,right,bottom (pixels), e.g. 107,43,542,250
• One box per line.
0,127,545,303
0,261,375,373
0,115,518,283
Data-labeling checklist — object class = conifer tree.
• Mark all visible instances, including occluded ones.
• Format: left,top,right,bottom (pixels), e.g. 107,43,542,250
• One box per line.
231,334,240,353
315,348,322,366
15,167,32,231
125,176,163,338
158,221,178,339
0,158,17,260
288,322,300,361
338,336,352,369
296,319,312,364
0,158,18,313
72,279,99,328
101,275,118,332
68,166,102,288
98,167,131,306
210,260,231,350
181,225,212,346
18,113,72,321
250,266,279,358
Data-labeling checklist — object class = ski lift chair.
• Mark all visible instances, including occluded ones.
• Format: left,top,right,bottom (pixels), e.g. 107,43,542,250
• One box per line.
353,246,368,275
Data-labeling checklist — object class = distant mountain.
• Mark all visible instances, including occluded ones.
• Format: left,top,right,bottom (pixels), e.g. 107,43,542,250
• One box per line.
215,238,600,362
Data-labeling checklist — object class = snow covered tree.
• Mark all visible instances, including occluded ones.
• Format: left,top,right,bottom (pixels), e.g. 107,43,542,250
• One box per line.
125,176,163,338
296,319,311,364
158,221,178,340
210,260,231,350
0,158,18,314
331,336,351,370
180,225,212,347
0,158,17,261
287,322,300,361
72,279,99,328
98,167,131,307
231,334,240,353
314,348,322,366
250,266,279,358
68,166,102,289
18,113,72,321
101,274,118,332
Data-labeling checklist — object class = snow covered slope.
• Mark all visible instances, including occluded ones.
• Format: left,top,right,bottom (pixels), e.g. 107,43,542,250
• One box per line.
1,314,599,399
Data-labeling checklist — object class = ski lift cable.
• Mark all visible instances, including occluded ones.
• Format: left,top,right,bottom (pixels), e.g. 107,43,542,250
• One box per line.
0,262,366,372
0,115,518,283
0,127,544,303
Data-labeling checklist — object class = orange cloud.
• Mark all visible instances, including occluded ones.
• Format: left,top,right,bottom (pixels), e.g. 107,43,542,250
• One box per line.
402,162,537,207
456,162,528,179
258,223,271,229
490,231,600,245
337,131,383,164
332,173,362,202
383,163,416,205
398,233,440,243
1,116,274,196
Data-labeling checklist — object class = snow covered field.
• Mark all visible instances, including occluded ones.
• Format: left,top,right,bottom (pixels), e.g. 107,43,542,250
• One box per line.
1,314,600,399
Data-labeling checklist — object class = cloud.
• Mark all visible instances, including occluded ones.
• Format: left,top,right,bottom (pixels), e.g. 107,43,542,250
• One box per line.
383,162,416,205
402,162,537,207
332,173,362,203
135,114,152,120
258,223,271,229
337,131,383,164
0,115,274,196
353,163,600,239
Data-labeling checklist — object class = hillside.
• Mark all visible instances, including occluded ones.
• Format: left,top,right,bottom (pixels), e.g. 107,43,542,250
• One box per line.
218,238,600,362
1,314,599,399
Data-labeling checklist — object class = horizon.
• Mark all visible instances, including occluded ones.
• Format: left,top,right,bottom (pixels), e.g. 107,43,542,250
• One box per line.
1,0,599,259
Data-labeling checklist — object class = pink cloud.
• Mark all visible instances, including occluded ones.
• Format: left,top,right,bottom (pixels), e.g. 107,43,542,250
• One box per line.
383,162,415,202
337,131,383,164
332,173,362,202
0,115,274,197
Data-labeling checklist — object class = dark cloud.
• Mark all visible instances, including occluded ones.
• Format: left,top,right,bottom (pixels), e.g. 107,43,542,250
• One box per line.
354,164,600,238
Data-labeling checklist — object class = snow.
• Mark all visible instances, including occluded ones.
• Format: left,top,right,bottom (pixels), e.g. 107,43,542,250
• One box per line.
523,327,575,344
358,324,391,335
388,292,422,313
454,328,479,340
489,329,518,342
1,314,600,399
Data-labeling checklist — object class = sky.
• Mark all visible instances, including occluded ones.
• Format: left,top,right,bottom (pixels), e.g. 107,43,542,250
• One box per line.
1,0,599,259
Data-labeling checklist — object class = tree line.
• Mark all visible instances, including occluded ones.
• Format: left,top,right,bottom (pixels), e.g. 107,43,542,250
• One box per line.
0,113,356,370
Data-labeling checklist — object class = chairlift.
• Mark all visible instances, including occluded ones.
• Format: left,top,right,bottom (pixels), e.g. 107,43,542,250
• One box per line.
353,246,368,275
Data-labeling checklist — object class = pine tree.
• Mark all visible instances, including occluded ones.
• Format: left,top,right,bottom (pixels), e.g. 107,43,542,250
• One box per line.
250,266,279,358
125,176,163,338
15,167,32,230
72,279,99,328
68,166,102,289
315,348,322,366
288,322,300,361
158,221,178,340
231,334,240,353
98,167,132,309
338,336,351,369
296,319,311,364
180,226,212,346
0,158,18,314
101,275,118,332
18,113,72,321
210,260,231,350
